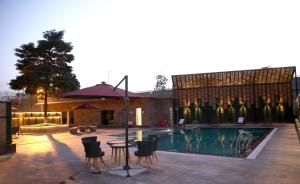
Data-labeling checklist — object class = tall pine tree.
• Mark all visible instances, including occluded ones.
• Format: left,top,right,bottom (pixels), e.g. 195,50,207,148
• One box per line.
10,30,80,120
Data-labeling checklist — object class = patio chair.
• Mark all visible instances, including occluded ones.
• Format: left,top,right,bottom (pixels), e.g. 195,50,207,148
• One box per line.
134,140,154,167
81,136,97,142
148,135,159,161
178,119,185,127
12,126,23,138
82,141,106,173
237,117,245,126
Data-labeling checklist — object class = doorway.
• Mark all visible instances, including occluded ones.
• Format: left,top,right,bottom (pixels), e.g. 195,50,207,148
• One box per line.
69,111,74,125
101,110,114,126
62,112,67,124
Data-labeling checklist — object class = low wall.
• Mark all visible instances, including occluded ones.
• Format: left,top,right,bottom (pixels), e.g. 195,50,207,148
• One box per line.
21,125,68,134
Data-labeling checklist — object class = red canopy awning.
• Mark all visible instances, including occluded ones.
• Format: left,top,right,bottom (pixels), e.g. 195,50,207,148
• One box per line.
62,82,144,99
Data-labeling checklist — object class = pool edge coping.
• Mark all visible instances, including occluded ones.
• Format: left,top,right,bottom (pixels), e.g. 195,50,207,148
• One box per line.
246,127,277,159
111,127,277,159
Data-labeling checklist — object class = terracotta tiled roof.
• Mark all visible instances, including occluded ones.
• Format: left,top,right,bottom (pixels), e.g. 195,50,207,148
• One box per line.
62,82,144,99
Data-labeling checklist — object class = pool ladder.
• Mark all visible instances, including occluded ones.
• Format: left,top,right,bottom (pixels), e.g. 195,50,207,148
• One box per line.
192,120,201,131
235,130,253,157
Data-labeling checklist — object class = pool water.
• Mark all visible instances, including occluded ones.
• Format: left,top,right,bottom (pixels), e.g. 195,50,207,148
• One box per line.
111,128,272,157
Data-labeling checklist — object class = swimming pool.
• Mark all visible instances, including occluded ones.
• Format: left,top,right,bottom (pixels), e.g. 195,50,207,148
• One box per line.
110,127,272,157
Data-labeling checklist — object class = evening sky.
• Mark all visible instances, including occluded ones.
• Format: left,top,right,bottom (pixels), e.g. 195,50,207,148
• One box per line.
1,0,299,92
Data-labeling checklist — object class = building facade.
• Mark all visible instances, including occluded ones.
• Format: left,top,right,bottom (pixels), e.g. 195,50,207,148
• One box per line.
172,67,297,123
46,97,173,127
11,67,298,127
12,83,174,127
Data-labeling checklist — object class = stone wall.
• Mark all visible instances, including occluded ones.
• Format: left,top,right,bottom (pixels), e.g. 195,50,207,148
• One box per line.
21,125,68,134
73,109,99,127
140,98,173,125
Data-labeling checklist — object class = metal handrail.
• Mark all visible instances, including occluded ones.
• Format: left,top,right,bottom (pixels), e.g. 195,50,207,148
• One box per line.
236,130,253,156
191,120,200,130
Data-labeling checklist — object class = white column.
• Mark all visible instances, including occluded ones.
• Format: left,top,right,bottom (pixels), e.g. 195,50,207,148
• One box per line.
67,111,70,125
169,107,173,126
136,108,142,126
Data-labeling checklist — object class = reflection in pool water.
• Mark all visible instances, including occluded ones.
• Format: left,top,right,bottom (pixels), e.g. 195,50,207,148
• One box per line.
112,128,272,157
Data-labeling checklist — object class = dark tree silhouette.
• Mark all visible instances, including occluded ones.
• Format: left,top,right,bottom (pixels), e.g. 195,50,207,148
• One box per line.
10,30,80,120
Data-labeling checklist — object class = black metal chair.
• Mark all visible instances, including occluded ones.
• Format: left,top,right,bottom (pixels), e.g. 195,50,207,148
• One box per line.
134,140,154,166
82,141,106,173
148,135,159,161
81,136,97,142
12,126,23,138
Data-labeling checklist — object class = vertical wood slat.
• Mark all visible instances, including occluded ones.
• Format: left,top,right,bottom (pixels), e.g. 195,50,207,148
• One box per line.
172,67,295,122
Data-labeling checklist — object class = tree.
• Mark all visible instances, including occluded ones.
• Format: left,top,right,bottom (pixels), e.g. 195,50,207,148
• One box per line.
10,30,80,121
154,75,168,91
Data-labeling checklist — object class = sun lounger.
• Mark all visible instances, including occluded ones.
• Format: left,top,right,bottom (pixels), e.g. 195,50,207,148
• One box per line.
178,119,185,127
237,117,245,126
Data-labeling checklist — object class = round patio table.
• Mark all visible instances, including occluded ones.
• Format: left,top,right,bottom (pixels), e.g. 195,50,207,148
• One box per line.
109,143,133,165
107,140,126,159
107,140,125,146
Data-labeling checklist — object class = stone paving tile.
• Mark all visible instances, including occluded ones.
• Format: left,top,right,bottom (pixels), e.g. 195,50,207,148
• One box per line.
0,125,299,184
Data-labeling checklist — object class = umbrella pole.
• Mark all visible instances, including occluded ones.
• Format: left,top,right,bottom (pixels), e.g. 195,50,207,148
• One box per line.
114,75,130,177
124,76,130,174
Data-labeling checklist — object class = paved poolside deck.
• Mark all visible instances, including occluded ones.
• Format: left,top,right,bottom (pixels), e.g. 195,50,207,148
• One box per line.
0,124,299,184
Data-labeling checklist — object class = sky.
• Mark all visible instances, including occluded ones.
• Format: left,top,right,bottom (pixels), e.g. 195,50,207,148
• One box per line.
0,0,300,93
